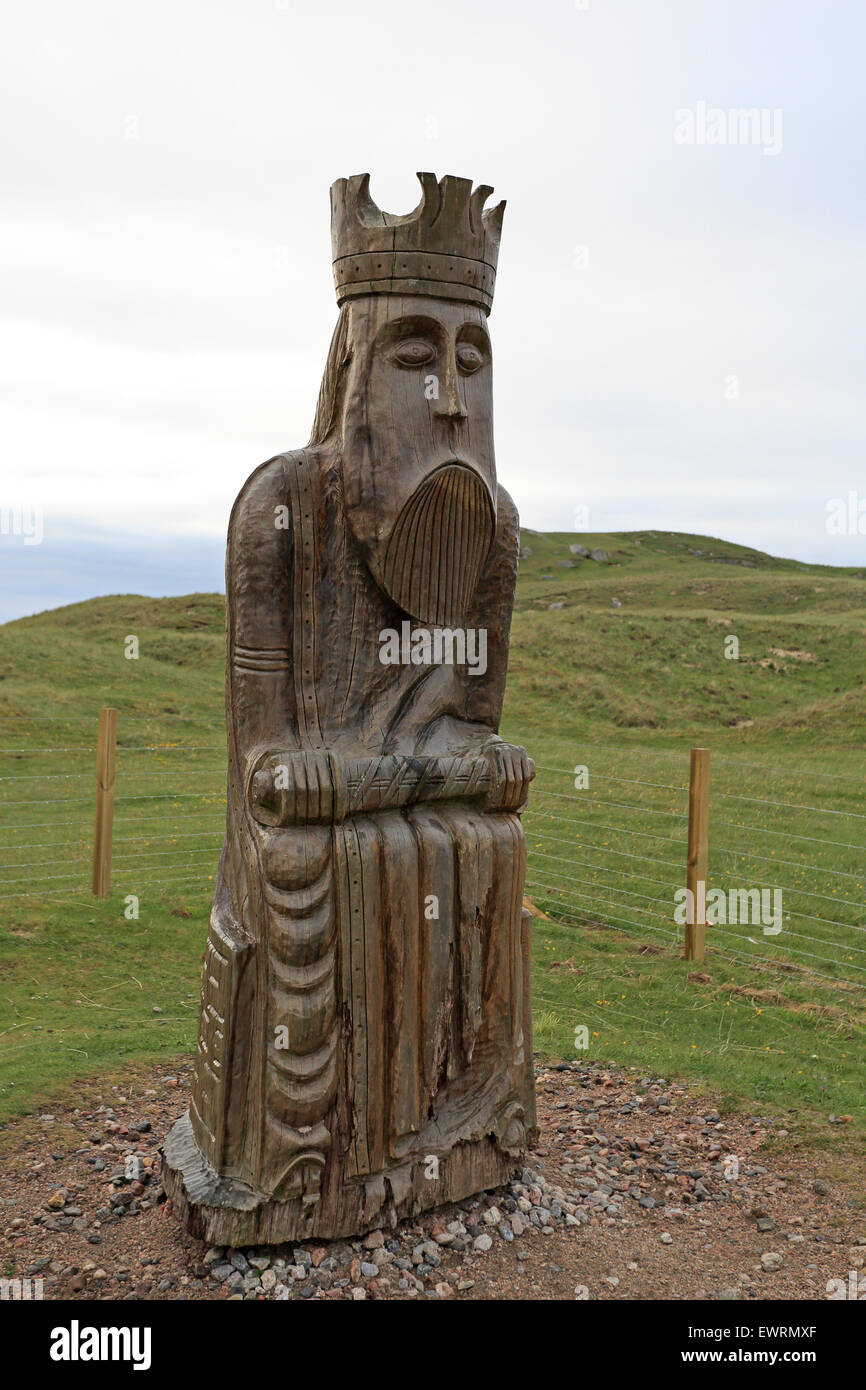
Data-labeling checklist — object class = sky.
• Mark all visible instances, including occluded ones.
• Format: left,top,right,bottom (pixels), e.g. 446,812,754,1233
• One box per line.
1,0,864,622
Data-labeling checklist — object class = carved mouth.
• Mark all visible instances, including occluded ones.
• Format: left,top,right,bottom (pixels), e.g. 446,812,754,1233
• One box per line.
382,463,494,626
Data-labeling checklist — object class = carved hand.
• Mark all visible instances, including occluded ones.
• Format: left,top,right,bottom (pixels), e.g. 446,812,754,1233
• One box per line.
482,740,535,813
249,750,344,827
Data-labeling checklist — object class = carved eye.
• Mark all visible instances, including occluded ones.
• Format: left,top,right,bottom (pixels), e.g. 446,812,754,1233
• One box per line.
392,338,436,368
457,344,485,374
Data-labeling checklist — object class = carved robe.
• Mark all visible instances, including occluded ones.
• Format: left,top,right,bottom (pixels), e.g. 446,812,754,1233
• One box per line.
174,445,535,1241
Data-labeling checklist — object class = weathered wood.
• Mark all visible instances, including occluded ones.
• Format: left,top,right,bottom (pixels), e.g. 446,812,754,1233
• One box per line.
91,707,117,898
685,747,711,961
163,173,537,1243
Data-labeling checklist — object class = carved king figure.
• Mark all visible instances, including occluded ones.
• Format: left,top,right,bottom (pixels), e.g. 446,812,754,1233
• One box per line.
163,172,537,1243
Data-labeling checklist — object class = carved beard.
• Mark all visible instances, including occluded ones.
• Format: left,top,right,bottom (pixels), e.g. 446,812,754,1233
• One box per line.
379,463,495,626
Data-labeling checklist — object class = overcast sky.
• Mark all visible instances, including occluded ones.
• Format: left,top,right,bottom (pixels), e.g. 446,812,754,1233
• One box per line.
1,0,864,621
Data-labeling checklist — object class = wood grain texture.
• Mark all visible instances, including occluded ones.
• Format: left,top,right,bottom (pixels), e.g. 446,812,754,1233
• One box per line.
91,706,117,898
685,748,711,961
163,173,536,1243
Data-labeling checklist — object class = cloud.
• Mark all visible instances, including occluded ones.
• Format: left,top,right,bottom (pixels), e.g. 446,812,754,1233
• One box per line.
0,524,225,625
2,0,864,620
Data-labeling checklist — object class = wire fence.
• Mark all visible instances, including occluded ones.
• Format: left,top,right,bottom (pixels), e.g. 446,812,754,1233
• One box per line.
1,716,864,985
526,746,866,984
0,715,225,904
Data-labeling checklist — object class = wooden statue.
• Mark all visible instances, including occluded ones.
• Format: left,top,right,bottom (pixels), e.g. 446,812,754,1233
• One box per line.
163,172,537,1244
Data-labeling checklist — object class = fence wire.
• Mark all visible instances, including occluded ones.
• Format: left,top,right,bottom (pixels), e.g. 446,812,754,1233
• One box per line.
0,718,863,985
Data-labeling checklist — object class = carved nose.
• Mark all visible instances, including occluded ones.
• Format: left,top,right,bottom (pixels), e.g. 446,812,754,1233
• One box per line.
439,394,467,421
435,353,466,420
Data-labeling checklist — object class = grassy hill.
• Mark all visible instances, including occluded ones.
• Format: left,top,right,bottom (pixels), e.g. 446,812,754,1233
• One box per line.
1,528,864,748
1,531,864,1151
509,529,866,753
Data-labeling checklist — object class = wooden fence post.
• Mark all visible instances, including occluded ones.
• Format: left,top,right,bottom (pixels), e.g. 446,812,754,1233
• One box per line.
685,747,711,961
92,707,117,898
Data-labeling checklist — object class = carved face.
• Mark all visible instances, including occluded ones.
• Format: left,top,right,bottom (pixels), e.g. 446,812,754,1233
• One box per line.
339,295,497,626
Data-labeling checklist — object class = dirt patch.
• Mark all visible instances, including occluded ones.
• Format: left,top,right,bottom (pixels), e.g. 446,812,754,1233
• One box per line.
770,648,817,662
717,982,852,1022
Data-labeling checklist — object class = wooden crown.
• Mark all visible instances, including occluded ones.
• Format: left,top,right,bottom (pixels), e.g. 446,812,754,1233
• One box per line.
330,172,505,313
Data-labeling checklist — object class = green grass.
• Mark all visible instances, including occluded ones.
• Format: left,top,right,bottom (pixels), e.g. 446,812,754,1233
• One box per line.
529,912,864,1128
0,889,207,1120
0,531,864,1141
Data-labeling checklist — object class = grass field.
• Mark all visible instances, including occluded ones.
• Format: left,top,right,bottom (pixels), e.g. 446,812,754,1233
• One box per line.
1,530,864,1143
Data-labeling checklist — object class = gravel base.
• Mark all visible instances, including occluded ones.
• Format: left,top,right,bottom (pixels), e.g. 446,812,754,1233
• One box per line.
1,1060,863,1301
